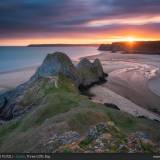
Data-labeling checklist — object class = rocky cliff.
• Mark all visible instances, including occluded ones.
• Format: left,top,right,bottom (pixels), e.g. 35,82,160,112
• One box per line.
98,41,160,55
77,58,105,87
31,52,81,86
0,52,105,120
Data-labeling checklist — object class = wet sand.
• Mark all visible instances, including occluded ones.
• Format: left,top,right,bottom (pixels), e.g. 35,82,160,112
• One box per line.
148,74,160,97
87,52,160,114
105,62,160,111
89,85,160,121
0,66,38,93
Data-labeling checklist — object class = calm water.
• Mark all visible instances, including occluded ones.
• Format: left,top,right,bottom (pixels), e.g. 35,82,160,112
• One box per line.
0,46,101,73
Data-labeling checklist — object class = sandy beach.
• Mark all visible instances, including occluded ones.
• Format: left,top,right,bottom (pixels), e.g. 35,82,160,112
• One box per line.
89,85,160,121
104,61,160,110
86,52,160,115
0,66,38,94
148,74,160,97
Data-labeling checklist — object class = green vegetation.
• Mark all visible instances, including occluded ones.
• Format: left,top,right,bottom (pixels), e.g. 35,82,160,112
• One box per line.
57,74,78,93
20,75,78,107
0,76,160,153
68,110,107,134
20,91,81,131
62,147,73,153
0,120,21,144
140,141,155,153
79,137,93,149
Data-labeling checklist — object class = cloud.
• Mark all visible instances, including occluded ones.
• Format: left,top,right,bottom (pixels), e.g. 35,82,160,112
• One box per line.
0,0,160,39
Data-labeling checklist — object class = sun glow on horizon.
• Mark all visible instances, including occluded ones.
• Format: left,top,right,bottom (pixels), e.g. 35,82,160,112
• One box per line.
0,35,159,46
125,37,136,43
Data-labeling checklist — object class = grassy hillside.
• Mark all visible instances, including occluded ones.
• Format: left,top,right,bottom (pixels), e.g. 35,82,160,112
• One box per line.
0,76,159,153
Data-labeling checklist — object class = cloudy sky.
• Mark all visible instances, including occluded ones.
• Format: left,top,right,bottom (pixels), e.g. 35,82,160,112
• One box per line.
0,0,160,45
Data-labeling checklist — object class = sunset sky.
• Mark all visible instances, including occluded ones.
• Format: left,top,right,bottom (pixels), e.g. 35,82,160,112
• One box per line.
0,0,160,46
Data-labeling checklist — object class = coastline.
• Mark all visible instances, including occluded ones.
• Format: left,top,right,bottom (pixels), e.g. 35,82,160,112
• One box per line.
148,73,160,97
105,63,160,110
0,65,38,93
86,53,160,114
0,65,39,75
0,52,160,118
89,84,160,121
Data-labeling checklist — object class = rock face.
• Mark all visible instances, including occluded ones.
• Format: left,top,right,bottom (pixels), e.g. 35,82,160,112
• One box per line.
87,123,108,140
77,58,105,87
31,52,81,86
0,52,105,120
93,59,104,78
46,131,80,151
0,82,30,120
32,52,105,87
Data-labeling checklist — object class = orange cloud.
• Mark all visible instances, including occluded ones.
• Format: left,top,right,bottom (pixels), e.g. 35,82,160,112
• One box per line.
87,16,160,27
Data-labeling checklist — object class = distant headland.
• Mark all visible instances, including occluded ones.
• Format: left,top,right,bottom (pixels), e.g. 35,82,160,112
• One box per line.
27,44,99,47
98,41,160,55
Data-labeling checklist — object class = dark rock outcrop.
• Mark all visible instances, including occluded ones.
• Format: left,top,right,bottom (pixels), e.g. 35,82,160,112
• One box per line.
31,52,81,86
98,44,112,51
104,103,120,110
93,59,104,78
77,58,105,87
0,81,30,120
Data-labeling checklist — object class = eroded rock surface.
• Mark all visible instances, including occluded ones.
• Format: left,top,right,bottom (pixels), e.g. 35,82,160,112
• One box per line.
77,58,105,86
0,52,105,120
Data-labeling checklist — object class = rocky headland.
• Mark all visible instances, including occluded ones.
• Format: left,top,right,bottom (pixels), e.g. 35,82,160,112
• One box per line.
27,44,98,47
0,52,106,120
98,41,160,55
0,52,159,153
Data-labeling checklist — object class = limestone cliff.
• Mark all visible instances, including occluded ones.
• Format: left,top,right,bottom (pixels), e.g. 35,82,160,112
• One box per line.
0,52,105,120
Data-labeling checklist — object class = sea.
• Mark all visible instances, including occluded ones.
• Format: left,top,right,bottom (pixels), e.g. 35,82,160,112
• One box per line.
0,46,101,73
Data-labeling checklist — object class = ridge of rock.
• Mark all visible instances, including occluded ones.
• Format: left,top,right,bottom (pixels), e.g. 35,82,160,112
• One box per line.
31,52,81,86
77,58,105,86
0,52,105,120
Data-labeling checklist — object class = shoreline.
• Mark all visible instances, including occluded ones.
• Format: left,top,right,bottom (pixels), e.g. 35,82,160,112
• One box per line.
89,84,160,121
86,53,160,115
0,52,160,118
148,73,160,97
0,65,38,93
0,65,39,75
105,64,160,110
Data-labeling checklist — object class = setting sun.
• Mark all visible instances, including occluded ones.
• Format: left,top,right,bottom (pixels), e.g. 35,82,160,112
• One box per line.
125,37,136,43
